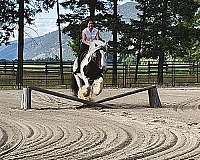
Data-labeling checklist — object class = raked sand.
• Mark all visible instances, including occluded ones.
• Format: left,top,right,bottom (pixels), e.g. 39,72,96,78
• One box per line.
0,87,200,159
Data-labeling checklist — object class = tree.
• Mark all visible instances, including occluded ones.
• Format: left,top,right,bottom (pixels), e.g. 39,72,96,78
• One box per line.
0,0,56,45
176,10,200,62
60,0,124,54
133,1,147,83
120,0,200,85
0,0,18,44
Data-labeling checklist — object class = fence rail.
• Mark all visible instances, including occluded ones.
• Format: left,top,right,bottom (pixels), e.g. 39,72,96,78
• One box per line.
0,60,200,88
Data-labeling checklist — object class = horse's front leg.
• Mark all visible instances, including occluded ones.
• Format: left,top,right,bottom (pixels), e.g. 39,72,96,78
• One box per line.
79,59,92,99
81,75,91,97
74,74,81,89
74,74,83,98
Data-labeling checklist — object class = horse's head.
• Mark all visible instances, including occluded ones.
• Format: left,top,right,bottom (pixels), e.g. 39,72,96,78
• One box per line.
88,40,107,72
89,40,107,50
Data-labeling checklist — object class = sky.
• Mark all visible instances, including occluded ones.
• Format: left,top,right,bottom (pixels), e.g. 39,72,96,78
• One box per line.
11,0,133,41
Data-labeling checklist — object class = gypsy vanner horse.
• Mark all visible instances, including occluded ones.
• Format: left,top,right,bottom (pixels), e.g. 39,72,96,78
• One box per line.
71,40,107,100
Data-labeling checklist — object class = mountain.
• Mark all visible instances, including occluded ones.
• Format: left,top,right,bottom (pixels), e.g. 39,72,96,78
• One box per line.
0,2,138,61
118,2,138,21
0,42,18,60
25,31,75,61
0,31,75,61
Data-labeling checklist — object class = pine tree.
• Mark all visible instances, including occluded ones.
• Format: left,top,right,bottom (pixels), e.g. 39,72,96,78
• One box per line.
119,0,200,85
0,0,56,45
59,0,123,55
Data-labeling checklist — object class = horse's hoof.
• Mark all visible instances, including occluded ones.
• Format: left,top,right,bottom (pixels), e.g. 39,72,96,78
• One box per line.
83,90,90,97
78,94,93,101
85,96,93,101
78,86,91,99
82,86,91,97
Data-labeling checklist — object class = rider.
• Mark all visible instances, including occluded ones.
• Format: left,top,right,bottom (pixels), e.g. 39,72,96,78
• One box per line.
75,19,101,73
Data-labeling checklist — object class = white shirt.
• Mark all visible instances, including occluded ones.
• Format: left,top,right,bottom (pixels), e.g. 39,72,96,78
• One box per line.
82,27,99,42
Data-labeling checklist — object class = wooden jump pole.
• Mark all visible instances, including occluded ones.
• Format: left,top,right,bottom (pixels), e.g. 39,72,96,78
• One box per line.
148,86,161,108
21,87,32,110
21,86,109,110
96,85,161,108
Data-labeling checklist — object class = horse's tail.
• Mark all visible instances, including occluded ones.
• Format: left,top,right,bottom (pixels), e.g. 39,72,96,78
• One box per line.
71,73,79,97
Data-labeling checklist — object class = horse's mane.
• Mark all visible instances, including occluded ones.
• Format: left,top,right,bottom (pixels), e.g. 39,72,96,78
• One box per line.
88,40,106,56
80,40,105,65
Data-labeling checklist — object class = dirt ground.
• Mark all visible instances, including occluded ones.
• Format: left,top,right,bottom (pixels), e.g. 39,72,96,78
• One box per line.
0,87,200,159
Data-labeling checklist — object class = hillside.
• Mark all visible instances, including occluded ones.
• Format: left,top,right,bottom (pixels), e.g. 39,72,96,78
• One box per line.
0,2,138,61
118,2,138,21
0,32,75,61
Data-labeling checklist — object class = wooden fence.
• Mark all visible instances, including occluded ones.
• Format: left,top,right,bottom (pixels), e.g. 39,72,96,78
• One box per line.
0,60,200,88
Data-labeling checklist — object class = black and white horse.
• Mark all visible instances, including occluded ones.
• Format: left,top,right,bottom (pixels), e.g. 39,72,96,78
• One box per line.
71,40,107,100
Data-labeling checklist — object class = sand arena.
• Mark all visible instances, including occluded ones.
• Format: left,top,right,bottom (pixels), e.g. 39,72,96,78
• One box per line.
0,88,200,159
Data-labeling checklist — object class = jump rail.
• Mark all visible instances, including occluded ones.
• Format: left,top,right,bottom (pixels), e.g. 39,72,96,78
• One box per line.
21,86,109,110
21,85,161,110
96,85,161,108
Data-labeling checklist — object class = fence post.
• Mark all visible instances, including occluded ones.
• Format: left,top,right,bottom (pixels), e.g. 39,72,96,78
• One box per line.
197,61,199,83
12,60,15,76
21,87,31,110
45,62,48,87
172,60,175,87
122,63,125,88
125,64,128,87
148,87,161,108
148,61,150,83
4,61,6,74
